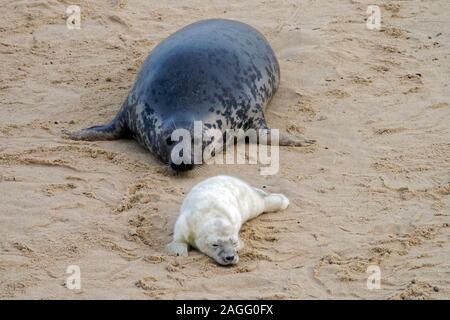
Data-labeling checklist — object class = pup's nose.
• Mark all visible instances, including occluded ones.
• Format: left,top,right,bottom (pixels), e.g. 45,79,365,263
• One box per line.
225,255,235,262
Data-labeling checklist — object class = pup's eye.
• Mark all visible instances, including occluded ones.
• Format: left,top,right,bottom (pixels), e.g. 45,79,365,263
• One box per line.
212,244,219,247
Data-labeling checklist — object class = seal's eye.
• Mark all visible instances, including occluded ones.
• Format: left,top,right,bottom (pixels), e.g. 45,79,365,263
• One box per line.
166,137,174,146
212,244,219,248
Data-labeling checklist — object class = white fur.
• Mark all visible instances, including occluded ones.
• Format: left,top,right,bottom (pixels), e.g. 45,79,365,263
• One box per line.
166,175,289,265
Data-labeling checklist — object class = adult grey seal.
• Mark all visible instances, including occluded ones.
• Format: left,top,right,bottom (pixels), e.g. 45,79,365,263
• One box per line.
69,19,314,171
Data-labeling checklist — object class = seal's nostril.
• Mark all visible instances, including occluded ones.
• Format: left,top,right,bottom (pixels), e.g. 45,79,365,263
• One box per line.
225,255,235,261
170,162,194,172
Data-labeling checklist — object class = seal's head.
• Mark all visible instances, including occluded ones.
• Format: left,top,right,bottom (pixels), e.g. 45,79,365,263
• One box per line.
160,118,200,172
159,115,207,172
164,136,195,172
200,234,240,266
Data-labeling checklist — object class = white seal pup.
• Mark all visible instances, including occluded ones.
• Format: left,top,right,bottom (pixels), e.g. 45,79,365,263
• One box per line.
166,175,289,265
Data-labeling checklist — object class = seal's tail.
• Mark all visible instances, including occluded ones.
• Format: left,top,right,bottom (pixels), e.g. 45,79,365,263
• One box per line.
66,101,128,141
263,193,290,212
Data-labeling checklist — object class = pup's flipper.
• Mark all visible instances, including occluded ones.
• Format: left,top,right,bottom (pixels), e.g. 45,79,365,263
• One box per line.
166,241,189,257
253,187,268,197
264,193,290,212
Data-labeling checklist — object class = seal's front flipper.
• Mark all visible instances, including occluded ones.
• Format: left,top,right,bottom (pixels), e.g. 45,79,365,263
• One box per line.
263,130,315,147
166,241,189,257
252,125,316,147
279,133,316,147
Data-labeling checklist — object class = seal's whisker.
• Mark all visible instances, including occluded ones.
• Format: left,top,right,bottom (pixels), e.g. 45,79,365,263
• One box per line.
169,118,179,133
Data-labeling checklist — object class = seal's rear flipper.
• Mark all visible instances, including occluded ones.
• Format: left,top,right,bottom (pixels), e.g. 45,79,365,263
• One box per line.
263,193,290,212
253,187,268,197
66,123,125,141
66,100,129,141
166,241,189,257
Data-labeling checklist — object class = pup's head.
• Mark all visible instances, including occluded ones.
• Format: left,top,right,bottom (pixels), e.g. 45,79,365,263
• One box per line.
200,234,240,266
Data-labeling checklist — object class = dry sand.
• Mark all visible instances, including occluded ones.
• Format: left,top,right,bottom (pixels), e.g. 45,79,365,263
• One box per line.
1,0,449,299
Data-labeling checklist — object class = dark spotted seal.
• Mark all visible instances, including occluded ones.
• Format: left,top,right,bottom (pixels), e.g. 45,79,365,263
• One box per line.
69,19,314,171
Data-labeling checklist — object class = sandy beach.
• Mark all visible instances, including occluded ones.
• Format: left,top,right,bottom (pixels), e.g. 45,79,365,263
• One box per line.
0,0,449,299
